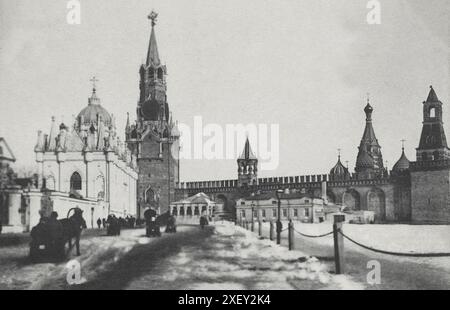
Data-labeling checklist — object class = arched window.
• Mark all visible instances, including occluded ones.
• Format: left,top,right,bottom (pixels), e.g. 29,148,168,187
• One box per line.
429,107,436,118
46,176,55,190
70,172,82,191
148,68,154,79
145,188,155,204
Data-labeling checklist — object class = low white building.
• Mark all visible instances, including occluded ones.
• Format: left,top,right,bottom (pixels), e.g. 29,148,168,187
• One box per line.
32,85,138,227
170,192,222,223
236,192,326,223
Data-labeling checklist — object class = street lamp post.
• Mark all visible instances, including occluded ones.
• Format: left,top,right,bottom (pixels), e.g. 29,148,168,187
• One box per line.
275,188,290,244
251,202,255,232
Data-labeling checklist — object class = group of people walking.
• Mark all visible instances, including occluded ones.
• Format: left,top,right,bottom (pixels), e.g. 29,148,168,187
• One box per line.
94,209,211,238
96,215,137,231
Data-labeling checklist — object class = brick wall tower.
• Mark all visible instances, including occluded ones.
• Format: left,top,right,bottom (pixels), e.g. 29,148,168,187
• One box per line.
237,138,258,188
411,86,450,223
126,12,180,217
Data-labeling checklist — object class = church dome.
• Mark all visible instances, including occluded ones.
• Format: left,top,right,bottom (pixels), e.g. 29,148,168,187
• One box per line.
393,149,410,172
330,156,348,176
77,89,112,126
356,150,374,169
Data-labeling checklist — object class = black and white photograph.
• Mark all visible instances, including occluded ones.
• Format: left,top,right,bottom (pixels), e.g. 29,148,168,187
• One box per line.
0,0,449,294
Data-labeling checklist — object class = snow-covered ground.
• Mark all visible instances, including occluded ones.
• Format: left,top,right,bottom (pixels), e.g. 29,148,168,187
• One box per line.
0,229,152,290
124,222,363,290
4,221,444,290
256,221,450,289
282,222,450,254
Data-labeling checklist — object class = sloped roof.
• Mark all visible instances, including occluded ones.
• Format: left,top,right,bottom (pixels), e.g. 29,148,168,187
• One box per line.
172,192,216,205
0,137,16,162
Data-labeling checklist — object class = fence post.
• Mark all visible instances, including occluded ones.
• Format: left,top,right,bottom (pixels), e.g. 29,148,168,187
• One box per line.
251,219,254,232
245,220,249,230
333,214,345,275
288,220,295,250
258,220,263,237
269,220,274,241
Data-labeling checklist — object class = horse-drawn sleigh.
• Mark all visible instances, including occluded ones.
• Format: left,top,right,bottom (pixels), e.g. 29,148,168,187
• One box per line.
29,207,87,263
143,208,177,237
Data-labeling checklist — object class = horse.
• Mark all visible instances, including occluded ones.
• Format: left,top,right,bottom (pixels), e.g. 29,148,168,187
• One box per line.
59,207,87,256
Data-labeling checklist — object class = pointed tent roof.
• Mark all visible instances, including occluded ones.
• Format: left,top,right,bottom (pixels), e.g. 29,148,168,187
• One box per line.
361,102,379,146
356,150,375,169
238,138,257,160
426,85,439,102
146,24,161,67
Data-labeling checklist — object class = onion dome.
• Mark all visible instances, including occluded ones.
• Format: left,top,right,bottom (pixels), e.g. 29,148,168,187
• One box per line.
330,155,348,176
393,148,410,172
77,88,112,127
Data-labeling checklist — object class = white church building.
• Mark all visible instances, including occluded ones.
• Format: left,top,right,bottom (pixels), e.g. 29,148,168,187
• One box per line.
32,83,138,228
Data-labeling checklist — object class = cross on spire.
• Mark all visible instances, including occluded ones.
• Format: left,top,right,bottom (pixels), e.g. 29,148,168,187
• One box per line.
148,10,158,27
90,76,99,92
337,148,342,159
401,139,406,150
366,92,370,104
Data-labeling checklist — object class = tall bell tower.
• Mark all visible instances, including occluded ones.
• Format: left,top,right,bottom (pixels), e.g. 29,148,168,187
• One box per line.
126,12,180,217
416,86,450,161
411,86,450,224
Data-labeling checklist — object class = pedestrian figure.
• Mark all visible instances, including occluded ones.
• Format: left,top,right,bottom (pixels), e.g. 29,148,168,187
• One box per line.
200,215,208,230
96,218,102,229
165,214,177,233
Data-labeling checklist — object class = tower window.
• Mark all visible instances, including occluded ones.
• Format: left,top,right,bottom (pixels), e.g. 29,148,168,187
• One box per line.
429,107,436,118
157,68,164,80
433,151,439,161
149,69,154,79
70,172,82,191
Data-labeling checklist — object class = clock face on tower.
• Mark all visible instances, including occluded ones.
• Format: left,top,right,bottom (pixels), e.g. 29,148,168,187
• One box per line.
142,99,160,121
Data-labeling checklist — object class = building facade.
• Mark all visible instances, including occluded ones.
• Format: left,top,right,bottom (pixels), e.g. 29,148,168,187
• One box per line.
33,85,138,227
176,87,450,224
170,192,222,224
235,193,326,224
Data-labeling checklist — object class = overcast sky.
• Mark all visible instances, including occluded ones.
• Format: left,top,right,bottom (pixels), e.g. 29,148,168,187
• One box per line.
0,0,448,181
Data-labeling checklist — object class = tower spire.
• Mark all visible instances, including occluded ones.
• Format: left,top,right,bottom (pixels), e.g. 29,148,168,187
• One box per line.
355,96,384,178
146,11,161,67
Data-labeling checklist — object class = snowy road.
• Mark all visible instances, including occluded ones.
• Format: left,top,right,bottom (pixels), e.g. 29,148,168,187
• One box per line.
0,223,361,290
259,222,450,290
76,223,360,290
